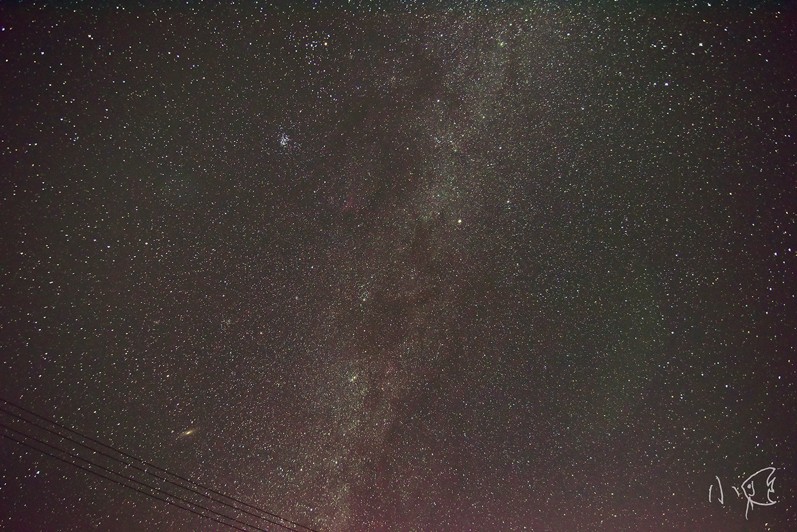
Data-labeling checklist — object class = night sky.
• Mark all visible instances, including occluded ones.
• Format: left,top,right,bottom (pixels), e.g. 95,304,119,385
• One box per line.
1,1,796,530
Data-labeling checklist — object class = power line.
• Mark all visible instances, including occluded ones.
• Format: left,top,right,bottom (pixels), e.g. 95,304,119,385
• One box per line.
0,405,302,532
0,398,318,532
1,426,254,532
0,420,277,532
0,397,318,532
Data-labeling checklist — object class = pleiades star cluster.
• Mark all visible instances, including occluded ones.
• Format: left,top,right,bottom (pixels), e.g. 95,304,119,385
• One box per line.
1,1,795,530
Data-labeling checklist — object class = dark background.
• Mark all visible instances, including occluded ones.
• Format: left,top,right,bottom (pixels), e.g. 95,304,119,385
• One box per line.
1,1,795,530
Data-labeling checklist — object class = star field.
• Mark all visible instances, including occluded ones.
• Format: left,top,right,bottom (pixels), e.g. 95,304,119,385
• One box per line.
1,2,796,530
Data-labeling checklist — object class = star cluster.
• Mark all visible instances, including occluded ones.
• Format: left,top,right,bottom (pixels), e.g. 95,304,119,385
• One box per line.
1,2,795,530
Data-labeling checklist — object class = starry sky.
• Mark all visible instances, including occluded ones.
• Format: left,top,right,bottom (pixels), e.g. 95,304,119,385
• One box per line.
1,1,796,530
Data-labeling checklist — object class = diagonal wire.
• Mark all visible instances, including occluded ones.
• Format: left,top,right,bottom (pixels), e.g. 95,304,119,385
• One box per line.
1,428,253,532
0,397,317,532
0,404,302,532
